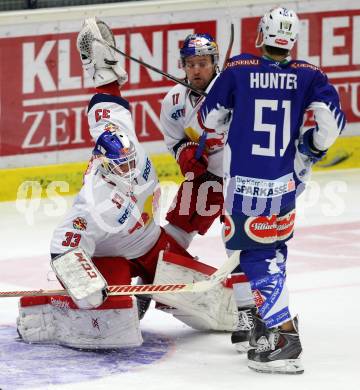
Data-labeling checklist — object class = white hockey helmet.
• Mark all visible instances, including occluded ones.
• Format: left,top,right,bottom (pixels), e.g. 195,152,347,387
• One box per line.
255,7,299,50
77,18,128,87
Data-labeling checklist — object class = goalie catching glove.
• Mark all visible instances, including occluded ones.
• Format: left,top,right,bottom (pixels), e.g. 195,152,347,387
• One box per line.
51,247,108,309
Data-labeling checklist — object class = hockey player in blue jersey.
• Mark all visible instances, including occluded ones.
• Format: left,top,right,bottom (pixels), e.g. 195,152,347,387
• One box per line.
198,7,346,374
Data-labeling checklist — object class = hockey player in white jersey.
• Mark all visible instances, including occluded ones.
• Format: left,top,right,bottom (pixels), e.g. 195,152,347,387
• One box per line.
160,33,255,352
160,33,223,248
16,18,238,350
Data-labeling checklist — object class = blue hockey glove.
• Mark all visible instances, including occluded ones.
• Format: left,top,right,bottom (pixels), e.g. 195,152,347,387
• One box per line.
298,128,327,163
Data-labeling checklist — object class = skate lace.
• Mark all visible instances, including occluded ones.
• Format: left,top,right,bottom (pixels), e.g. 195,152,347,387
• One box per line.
255,329,280,352
237,308,254,331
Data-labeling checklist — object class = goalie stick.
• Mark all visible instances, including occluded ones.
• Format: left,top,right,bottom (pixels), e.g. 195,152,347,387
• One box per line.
0,250,239,298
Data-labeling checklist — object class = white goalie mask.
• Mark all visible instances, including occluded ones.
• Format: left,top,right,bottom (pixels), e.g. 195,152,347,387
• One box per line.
255,7,299,51
77,18,128,87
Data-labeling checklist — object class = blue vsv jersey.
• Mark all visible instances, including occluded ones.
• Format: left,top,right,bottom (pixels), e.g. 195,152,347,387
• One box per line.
199,53,345,215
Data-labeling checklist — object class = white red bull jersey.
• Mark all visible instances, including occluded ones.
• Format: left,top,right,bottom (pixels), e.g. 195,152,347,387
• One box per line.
160,78,224,177
50,92,161,259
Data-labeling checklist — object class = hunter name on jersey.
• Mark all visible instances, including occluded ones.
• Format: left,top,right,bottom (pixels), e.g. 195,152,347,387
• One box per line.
235,174,296,198
250,72,297,89
199,52,345,214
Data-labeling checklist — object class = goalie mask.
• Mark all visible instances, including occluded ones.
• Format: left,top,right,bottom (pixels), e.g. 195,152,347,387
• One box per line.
180,33,219,66
77,18,128,87
93,125,138,194
255,7,299,51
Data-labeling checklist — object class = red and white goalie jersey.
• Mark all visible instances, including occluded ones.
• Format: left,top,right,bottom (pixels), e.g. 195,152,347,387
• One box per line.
50,91,161,259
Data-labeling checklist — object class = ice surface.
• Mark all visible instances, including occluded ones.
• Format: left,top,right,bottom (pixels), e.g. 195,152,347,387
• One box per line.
0,169,359,389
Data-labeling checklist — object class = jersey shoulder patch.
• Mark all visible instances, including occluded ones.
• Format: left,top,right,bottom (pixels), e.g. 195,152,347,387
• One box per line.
289,60,323,73
224,53,260,69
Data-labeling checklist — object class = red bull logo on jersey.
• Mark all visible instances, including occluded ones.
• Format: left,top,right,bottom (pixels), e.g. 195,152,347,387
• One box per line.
72,217,87,231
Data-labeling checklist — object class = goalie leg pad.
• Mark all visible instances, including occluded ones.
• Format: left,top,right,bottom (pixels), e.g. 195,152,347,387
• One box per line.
51,247,108,309
17,295,142,349
152,251,238,331
16,296,55,343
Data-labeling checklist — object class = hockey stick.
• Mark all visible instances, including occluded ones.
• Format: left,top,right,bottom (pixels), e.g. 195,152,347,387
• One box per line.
94,38,206,97
195,23,234,160
0,250,239,298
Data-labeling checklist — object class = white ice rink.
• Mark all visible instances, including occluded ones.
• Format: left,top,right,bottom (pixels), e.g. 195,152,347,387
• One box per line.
0,169,359,390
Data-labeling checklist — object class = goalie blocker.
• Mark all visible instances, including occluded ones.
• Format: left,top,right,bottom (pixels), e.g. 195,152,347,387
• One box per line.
51,247,108,309
17,250,238,349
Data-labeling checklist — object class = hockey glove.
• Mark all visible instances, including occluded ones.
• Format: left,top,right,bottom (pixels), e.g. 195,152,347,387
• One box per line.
298,128,327,163
175,140,208,179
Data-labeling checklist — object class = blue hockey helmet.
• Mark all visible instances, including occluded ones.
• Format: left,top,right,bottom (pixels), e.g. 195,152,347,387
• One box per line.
180,33,219,66
93,124,137,192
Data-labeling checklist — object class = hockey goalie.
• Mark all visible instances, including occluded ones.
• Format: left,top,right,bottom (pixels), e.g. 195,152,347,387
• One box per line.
16,17,238,350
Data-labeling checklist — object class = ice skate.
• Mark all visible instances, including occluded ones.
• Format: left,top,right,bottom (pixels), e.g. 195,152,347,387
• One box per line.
247,317,304,374
231,306,256,353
